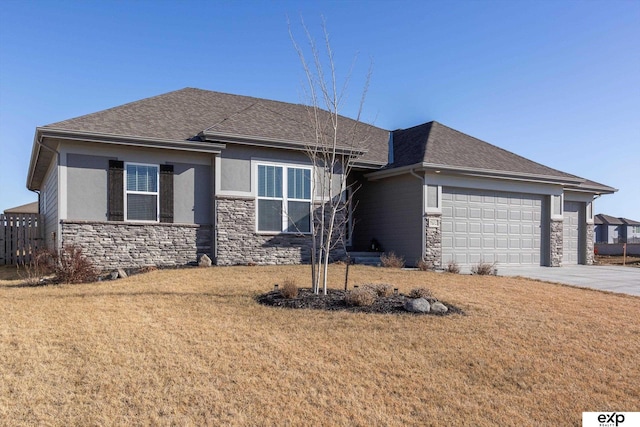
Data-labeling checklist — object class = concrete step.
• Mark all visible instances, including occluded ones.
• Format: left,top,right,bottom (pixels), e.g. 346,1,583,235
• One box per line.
348,252,382,266
348,251,383,258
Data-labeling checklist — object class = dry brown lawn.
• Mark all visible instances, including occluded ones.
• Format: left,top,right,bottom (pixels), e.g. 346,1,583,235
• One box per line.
1,265,639,426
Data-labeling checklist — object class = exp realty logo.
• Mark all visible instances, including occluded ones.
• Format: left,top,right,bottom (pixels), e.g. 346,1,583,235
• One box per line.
583,412,639,427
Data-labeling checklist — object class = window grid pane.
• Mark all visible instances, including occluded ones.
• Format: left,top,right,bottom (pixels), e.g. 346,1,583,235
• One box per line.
287,201,311,233
127,165,158,192
258,165,282,198
287,167,311,200
127,194,157,221
258,199,283,231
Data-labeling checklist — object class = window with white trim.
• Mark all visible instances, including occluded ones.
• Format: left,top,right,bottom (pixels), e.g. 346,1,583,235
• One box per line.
125,163,159,221
257,164,311,233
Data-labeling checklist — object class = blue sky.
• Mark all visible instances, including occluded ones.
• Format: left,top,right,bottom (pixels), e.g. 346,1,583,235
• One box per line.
1,0,638,218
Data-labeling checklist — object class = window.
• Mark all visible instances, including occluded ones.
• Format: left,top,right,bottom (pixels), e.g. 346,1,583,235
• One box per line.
257,164,311,233
125,163,159,221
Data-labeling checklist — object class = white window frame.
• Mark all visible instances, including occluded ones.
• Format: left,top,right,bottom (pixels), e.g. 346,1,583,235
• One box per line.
124,162,160,223
255,161,313,235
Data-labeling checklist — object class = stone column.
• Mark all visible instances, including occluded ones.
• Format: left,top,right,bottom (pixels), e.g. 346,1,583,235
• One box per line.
550,219,563,267
585,223,595,265
424,213,442,268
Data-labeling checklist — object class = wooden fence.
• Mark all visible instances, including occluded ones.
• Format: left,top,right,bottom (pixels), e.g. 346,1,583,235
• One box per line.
0,214,42,265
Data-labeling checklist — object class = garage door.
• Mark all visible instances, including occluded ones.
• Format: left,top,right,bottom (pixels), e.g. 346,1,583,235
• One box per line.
441,188,542,266
563,201,580,265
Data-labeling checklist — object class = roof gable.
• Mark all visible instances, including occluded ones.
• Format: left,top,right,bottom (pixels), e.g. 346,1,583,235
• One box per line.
595,214,625,225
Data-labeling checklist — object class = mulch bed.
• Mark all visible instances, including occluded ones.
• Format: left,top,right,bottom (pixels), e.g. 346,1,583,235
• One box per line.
256,288,465,316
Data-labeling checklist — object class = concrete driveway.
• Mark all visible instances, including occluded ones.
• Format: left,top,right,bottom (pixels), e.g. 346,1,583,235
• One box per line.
496,265,640,296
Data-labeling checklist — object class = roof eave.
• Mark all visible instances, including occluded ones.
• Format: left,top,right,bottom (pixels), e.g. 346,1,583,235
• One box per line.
365,162,586,185
27,127,227,190
200,130,368,157
39,128,227,153
564,184,618,195
26,132,43,190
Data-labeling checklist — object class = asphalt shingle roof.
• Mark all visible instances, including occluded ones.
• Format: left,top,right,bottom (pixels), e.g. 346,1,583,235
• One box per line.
40,88,615,192
620,217,640,226
595,214,625,225
392,121,580,180
44,88,390,164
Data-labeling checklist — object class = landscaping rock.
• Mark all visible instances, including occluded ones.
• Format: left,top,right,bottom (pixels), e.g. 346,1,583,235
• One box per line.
199,254,212,267
117,268,128,279
257,288,464,315
110,271,119,280
403,297,431,313
431,301,448,314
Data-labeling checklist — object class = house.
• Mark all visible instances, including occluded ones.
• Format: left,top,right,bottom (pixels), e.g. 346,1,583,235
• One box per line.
595,214,640,244
26,88,616,270
3,201,38,215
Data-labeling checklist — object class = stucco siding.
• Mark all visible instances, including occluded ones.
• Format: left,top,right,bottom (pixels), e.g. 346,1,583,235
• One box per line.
67,153,110,221
173,163,212,224
352,173,423,265
61,144,213,224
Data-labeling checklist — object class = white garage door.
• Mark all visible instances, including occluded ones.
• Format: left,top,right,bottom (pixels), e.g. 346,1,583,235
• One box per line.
442,188,542,266
563,201,580,265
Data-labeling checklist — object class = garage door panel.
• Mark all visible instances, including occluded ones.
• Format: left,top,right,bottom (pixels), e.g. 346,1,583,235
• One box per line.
442,187,542,266
496,238,509,249
455,207,467,217
483,208,495,219
469,222,481,233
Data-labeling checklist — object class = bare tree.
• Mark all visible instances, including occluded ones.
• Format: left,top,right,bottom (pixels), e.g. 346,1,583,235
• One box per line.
289,17,371,295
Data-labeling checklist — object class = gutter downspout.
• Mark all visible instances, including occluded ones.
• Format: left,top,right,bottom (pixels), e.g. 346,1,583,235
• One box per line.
410,168,426,263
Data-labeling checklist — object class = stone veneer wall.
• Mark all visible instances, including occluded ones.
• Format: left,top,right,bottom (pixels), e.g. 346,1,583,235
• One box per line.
61,220,212,270
550,219,563,267
585,223,595,265
216,197,345,266
424,213,442,268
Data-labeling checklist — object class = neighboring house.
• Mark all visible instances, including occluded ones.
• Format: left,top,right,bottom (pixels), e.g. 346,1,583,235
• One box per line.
621,218,640,243
3,201,38,215
595,214,640,244
26,88,616,270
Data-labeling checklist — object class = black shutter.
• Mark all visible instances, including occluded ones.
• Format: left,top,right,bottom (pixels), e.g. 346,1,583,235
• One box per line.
108,160,124,221
160,164,174,223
